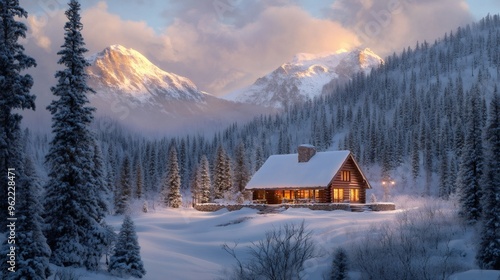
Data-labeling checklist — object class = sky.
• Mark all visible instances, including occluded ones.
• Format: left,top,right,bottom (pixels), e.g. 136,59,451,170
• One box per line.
17,0,500,101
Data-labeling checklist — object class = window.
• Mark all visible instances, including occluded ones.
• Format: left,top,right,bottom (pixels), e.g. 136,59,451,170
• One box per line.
350,189,359,202
341,171,351,182
333,188,344,203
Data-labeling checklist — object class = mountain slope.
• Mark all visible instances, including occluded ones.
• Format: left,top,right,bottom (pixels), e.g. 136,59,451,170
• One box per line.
224,48,383,108
86,45,271,135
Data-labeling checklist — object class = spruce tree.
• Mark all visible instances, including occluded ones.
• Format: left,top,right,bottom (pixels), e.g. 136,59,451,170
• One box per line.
134,156,144,199
198,155,212,203
233,142,249,193
214,145,231,199
116,155,132,215
108,215,146,278
43,0,107,269
166,145,182,208
92,142,109,217
457,86,484,223
476,90,500,269
0,0,37,229
331,247,349,280
1,155,51,279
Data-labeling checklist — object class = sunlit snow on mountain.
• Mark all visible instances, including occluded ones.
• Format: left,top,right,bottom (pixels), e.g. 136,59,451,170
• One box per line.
224,48,383,109
86,45,271,135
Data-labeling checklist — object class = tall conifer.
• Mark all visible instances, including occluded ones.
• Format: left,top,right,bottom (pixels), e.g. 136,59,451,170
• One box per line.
43,0,106,269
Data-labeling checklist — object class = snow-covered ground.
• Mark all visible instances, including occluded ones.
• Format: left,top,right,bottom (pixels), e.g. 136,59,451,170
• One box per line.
66,207,398,279
45,202,498,280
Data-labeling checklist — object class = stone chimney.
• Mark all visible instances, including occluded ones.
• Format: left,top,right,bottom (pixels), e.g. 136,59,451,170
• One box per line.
298,144,316,163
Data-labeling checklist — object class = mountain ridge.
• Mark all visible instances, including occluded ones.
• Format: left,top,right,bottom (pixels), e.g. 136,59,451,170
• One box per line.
224,48,383,109
85,45,272,135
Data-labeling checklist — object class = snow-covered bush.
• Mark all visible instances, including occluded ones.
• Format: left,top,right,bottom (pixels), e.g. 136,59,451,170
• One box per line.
222,221,318,280
349,199,470,280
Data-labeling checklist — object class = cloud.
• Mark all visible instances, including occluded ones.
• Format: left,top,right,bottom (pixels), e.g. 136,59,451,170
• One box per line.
157,3,360,94
328,0,474,55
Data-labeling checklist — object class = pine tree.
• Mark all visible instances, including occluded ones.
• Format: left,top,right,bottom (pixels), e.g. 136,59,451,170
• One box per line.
198,155,212,203
106,145,117,203
1,155,51,280
214,145,232,199
476,90,500,269
233,142,249,193
162,145,182,208
438,154,451,199
92,142,109,217
457,86,484,223
108,215,146,278
116,155,132,215
43,0,106,269
134,156,144,199
254,146,264,172
0,0,37,229
331,247,349,280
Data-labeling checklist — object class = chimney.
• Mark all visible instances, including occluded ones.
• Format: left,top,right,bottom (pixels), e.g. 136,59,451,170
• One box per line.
298,144,316,163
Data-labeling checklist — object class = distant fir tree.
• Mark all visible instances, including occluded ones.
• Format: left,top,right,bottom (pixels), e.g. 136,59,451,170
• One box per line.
197,155,212,203
43,0,107,269
254,146,264,172
108,215,146,278
331,247,349,280
161,145,182,208
106,145,117,203
476,90,500,269
115,155,132,215
233,142,249,193
0,0,37,229
214,145,232,199
457,85,484,223
92,142,109,216
1,155,51,280
134,156,144,199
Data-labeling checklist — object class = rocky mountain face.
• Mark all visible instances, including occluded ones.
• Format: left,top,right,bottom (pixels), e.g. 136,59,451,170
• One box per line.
86,45,270,135
224,48,383,109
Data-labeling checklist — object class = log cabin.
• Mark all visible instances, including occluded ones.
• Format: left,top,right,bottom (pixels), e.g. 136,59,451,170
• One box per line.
245,145,371,204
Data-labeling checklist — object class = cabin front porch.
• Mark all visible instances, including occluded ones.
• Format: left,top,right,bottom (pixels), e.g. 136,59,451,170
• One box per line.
252,187,365,204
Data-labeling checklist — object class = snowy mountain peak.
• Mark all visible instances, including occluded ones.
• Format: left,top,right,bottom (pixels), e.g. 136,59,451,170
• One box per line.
86,45,203,103
224,48,383,109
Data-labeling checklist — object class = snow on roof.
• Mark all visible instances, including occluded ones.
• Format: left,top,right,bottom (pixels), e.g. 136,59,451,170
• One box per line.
298,144,315,148
245,150,351,190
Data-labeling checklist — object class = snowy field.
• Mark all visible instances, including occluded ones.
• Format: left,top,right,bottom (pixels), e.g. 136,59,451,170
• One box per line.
45,201,500,280
66,207,399,280
45,200,499,280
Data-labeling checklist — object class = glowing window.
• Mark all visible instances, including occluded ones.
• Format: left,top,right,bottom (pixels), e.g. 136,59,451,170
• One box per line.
333,189,344,203
341,171,351,181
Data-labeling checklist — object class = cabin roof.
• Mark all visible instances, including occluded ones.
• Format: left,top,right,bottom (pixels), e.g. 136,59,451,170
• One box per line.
246,150,353,190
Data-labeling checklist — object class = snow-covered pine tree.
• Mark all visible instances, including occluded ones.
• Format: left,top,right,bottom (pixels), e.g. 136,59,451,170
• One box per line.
198,155,212,203
108,215,146,278
476,89,500,269
166,145,182,208
330,247,349,280
92,142,109,217
0,0,37,229
457,85,484,223
106,145,117,204
254,146,264,172
1,155,51,280
43,0,107,269
115,155,132,215
190,165,200,204
213,145,231,199
134,155,144,199
233,142,249,193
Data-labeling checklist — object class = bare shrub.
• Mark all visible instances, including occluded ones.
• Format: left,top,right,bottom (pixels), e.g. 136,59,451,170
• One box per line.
222,221,319,280
349,198,470,280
